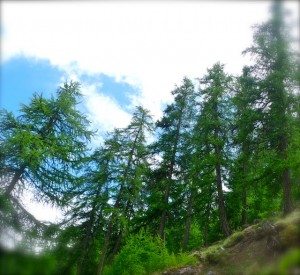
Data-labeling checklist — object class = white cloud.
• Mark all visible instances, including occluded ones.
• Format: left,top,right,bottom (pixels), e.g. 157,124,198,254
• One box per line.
82,82,132,134
20,187,64,224
1,1,299,123
2,0,299,225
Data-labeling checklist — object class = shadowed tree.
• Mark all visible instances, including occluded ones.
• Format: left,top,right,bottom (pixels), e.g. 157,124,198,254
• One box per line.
195,63,232,237
97,106,154,275
243,0,299,215
231,66,262,226
153,78,197,241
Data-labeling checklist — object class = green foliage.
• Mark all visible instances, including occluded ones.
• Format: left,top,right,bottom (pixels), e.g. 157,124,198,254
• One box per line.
0,2,299,273
0,249,56,275
186,222,204,251
0,81,94,271
103,231,196,275
256,248,300,275
104,231,168,274
0,81,93,205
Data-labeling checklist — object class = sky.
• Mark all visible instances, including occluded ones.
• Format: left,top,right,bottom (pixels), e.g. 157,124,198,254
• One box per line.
0,1,299,223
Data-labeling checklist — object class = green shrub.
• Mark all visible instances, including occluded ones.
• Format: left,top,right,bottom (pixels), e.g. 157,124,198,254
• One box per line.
103,231,196,275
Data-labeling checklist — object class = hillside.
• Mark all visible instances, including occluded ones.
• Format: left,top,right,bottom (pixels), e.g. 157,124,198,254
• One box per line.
163,210,300,275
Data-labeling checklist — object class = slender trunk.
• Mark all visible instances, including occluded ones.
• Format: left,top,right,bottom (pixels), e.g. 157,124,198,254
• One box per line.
158,153,176,239
282,167,293,215
98,121,145,274
215,163,231,237
272,4,293,214
280,136,293,215
159,173,172,239
241,187,247,226
214,128,231,237
97,181,127,275
241,163,247,226
159,105,184,239
111,231,122,257
5,165,26,196
77,183,103,275
182,190,193,252
110,198,133,259
203,203,211,246
77,213,95,274
97,221,113,275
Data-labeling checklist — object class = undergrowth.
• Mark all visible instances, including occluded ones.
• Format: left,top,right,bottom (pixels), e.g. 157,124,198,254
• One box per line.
103,231,196,275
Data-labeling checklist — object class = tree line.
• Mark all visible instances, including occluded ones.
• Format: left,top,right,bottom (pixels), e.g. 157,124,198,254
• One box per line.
0,1,299,274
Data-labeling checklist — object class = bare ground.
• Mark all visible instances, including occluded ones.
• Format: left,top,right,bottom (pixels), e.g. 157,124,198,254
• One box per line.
162,210,300,275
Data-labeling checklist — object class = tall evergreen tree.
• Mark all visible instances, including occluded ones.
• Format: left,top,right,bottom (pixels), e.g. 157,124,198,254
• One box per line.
195,63,232,237
0,81,92,241
231,66,261,225
243,0,299,214
153,78,197,241
97,106,153,275
65,147,112,275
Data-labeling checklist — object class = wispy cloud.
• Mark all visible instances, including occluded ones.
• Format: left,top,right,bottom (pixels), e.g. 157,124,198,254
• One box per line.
82,82,131,135
2,1,299,123
2,0,298,224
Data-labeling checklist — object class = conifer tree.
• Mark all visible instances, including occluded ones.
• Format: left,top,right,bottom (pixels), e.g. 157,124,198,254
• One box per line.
243,0,299,214
97,106,153,275
195,63,232,237
0,81,92,237
153,77,197,240
231,66,261,225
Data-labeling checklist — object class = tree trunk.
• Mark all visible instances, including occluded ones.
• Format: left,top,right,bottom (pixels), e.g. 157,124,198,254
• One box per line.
97,123,144,274
77,213,95,275
282,168,293,215
182,190,193,251
97,221,113,275
241,187,247,226
279,134,293,215
215,162,231,237
159,178,171,240
241,163,247,226
77,183,103,275
214,128,231,237
203,202,211,246
111,230,122,257
159,105,184,239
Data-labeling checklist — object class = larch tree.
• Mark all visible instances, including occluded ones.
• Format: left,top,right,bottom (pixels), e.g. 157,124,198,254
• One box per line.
231,66,261,226
153,77,197,241
68,147,112,275
243,0,299,215
195,63,232,237
97,106,153,275
0,81,92,239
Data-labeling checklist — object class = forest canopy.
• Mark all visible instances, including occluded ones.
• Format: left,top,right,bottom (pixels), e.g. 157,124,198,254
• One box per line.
0,1,299,274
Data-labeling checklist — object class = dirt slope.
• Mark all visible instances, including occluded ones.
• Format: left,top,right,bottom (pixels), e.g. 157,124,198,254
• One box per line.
163,210,300,275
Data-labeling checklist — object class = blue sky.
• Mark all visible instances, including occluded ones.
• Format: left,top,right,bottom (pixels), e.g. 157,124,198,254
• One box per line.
1,57,64,113
1,1,299,137
1,56,138,115
1,0,298,223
